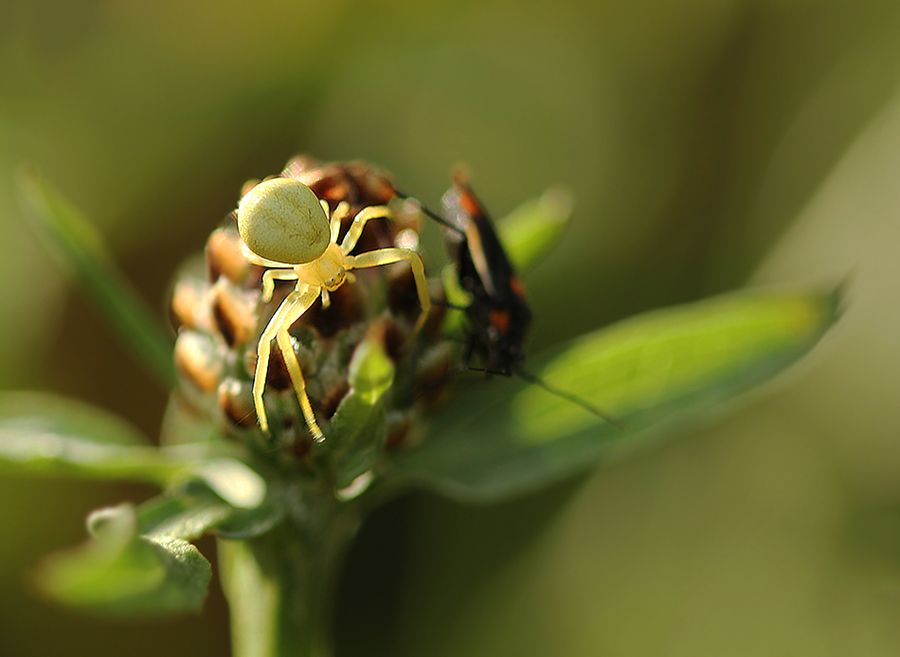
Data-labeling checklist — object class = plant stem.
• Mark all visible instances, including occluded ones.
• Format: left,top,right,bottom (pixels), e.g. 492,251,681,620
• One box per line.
219,491,361,657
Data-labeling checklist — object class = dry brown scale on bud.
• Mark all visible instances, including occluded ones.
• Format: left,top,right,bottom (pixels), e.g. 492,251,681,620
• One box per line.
171,156,456,461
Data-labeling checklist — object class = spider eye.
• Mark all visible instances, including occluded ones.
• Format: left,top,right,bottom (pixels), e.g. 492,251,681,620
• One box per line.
237,178,331,264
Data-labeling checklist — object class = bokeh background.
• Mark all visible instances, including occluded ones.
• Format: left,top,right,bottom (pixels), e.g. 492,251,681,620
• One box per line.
2,0,900,655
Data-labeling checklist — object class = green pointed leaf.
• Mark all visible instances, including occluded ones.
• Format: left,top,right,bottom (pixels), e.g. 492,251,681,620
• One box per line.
0,390,242,486
15,167,176,387
497,186,573,271
389,288,840,502
0,391,278,535
0,391,149,447
36,504,211,616
324,336,394,491
0,391,171,481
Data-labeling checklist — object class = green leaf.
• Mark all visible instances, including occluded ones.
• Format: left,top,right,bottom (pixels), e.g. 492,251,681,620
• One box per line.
15,167,176,387
36,504,211,616
0,390,241,486
497,186,573,271
183,461,286,540
138,465,283,542
188,458,268,509
0,390,149,447
389,287,841,502
0,390,279,536
324,336,394,491
138,485,237,541
0,390,168,481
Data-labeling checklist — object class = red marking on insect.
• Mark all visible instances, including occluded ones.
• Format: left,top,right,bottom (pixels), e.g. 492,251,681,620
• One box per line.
509,276,526,300
489,309,511,336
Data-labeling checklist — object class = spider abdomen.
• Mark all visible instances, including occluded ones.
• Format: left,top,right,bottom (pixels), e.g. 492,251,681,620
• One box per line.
238,177,331,264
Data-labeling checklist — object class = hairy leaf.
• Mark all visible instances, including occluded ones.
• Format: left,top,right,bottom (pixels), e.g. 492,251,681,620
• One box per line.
36,504,211,616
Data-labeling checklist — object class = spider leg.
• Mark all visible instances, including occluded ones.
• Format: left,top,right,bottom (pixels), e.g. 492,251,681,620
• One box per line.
275,319,324,443
329,201,350,243
261,268,300,302
241,243,293,269
349,248,431,335
253,285,319,436
341,205,392,255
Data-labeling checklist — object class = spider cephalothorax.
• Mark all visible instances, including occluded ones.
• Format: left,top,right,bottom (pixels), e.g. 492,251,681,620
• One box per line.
236,177,431,441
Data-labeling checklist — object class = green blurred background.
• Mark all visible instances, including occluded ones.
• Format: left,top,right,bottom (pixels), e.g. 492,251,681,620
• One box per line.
2,0,900,655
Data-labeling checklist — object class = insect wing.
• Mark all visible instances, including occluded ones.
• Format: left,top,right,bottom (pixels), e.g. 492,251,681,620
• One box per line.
441,175,532,374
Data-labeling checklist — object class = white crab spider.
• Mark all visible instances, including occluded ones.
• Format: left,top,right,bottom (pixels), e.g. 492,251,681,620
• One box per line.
237,177,431,441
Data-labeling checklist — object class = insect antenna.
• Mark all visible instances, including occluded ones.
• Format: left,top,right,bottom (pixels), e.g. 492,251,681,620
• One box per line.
463,364,623,429
511,366,624,429
393,187,466,237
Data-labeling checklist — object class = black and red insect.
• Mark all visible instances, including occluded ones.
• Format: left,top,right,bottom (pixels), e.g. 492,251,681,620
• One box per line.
406,171,618,425
439,171,532,375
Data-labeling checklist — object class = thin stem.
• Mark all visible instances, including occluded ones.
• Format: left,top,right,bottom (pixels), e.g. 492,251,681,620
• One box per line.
219,499,361,657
